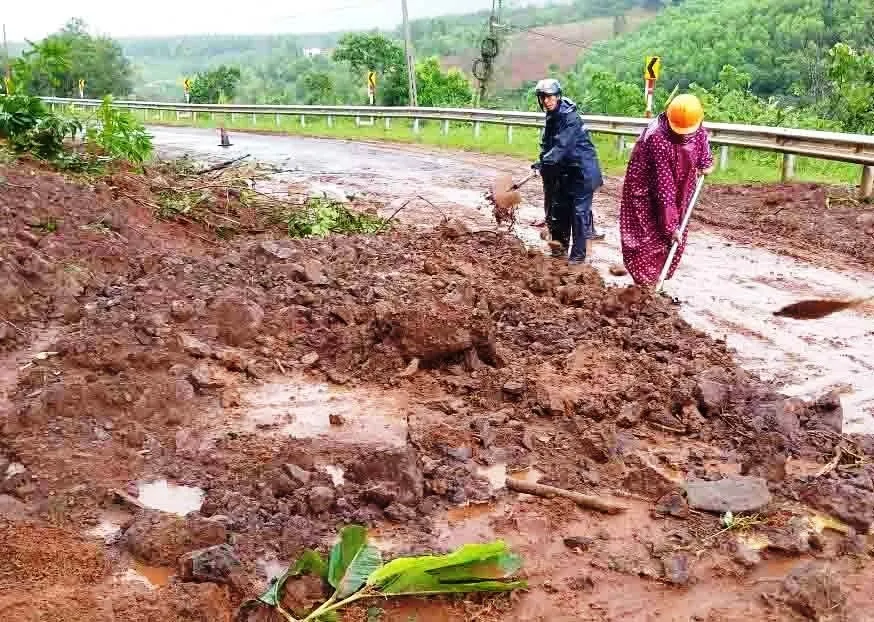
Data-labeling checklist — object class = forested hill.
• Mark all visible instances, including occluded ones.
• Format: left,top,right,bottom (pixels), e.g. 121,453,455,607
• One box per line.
581,0,874,97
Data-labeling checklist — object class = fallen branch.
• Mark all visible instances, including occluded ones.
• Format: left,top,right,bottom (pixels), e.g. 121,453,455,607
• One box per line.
0,316,27,335
196,154,251,175
505,478,628,515
816,446,843,477
112,488,145,511
383,195,448,227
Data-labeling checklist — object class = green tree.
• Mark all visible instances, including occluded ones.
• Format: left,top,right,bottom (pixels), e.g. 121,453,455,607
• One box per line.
12,19,132,97
415,57,472,107
189,65,242,104
302,70,335,104
333,33,407,105
821,43,874,133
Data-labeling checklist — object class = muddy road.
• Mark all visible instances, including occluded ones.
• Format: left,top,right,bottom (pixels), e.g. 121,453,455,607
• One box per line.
152,126,874,435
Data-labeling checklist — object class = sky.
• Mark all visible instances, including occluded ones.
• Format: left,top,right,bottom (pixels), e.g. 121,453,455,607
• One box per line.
2,0,520,41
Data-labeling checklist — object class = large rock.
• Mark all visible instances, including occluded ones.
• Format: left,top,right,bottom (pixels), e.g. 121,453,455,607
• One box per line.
124,512,227,565
347,448,424,506
285,260,329,285
176,333,212,358
189,361,236,389
178,544,241,583
307,486,335,513
212,289,264,346
800,480,874,533
781,562,846,620
685,476,771,513
623,455,683,499
696,378,731,415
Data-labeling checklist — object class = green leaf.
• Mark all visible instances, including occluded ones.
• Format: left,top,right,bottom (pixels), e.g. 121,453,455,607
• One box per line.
368,541,524,596
328,525,383,599
256,549,328,606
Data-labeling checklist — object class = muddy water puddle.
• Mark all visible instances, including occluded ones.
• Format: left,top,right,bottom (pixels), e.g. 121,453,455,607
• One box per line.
137,480,204,516
476,464,544,491
234,378,408,447
120,561,175,589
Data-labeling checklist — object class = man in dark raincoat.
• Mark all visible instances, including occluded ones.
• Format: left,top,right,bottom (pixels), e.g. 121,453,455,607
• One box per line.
532,78,604,264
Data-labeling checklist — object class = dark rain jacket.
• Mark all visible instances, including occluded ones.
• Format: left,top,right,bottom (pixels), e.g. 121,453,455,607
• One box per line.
539,97,603,192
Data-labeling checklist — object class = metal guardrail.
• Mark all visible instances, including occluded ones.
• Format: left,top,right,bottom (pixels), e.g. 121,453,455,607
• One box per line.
43,96,874,197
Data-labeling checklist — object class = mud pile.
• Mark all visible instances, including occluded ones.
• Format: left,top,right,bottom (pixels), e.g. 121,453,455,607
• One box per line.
1,161,872,621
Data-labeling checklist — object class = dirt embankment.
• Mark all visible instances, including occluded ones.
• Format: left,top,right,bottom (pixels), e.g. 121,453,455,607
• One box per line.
1,160,872,621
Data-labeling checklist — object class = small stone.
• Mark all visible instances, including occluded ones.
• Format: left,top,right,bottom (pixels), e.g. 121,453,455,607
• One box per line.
655,491,690,519
623,456,682,499
308,486,335,513
696,378,730,415
329,413,346,426
521,430,535,451
170,300,195,321
189,362,234,389
178,544,241,583
502,381,525,397
93,426,111,442
563,536,594,550
423,259,439,275
175,379,196,402
685,476,772,513
384,502,417,523
608,264,628,277
471,418,496,449
288,260,328,285
731,540,762,568
661,552,691,585
443,446,472,461
282,464,312,487
363,484,397,508
177,333,212,358
301,352,319,367
781,562,847,620
220,388,241,408
617,402,642,428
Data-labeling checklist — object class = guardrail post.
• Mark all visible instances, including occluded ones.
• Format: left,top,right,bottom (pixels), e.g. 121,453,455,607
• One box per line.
413,118,420,134
719,145,730,171
328,115,334,128
616,135,626,152
355,116,361,127
251,112,257,126
507,125,513,144
385,117,391,130
860,166,874,200
300,115,306,127
442,120,449,136
474,121,481,139
781,153,796,182
230,112,236,123
193,111,198,122
275,113,280,127
159,110,164,121
176,110,181,120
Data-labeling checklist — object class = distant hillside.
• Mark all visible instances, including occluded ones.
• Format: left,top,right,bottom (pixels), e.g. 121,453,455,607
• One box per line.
581,0,874,96
442,9,654,89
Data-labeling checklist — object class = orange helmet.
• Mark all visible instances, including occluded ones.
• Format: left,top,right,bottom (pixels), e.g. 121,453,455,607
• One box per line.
666,94,704,135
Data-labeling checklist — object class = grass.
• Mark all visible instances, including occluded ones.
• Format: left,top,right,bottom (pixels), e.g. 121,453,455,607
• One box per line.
57,103,863,187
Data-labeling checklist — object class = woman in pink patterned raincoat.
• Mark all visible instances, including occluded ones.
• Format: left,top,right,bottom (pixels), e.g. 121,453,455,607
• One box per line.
620,95,714,286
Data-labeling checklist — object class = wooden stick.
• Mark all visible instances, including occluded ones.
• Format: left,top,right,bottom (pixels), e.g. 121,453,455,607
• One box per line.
0,316,26,335
112,488,145,510
196,154,251,174
506,478,628,514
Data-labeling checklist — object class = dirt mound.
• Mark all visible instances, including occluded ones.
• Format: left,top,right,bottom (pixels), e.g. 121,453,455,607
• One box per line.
1,160,871,622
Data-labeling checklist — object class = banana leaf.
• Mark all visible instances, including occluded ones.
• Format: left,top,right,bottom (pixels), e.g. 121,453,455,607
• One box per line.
257,549,328,607
328,525,383,599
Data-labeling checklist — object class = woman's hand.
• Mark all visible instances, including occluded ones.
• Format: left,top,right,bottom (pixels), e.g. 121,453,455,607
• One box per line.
700,165,715,176
670,229,682,245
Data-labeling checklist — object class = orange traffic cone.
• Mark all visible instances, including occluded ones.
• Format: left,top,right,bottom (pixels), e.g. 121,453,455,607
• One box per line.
218,127,232,147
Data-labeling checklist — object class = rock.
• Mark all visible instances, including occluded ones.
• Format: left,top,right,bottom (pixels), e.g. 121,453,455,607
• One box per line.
178,544,241,583
347,448,424,506
578,430,617,464
741,448,787,483
308,486,335,513
440,219,471,238
563,536,594,550
0,494,31,520
771,399,803,438
685,476,772,513
800,480,874,532
681,402,707,433
617,402,643,428
623,457,682,499
174,379,196,402
608,264,628,277
214,347,248,371
170,300,196,321
329,413,346,426
444,446,473,461
696,378,730,416
471,418,496,449
521,430,535,451
535,384,570,417
384,502,418,523
661,553,691,585
781,562,846,620
363,484,397,508
282,463,312,487
271,472,298,497
177,333,212,358
124,513,227,566
765,517,811,555
220,388,241,408
655,491,690,519
288,260,328,285
502,381,525,397
300,352,319,367
258,240,295,260
731,539,762,568
423,259,439,275
212,290,264,346
189,361,235,389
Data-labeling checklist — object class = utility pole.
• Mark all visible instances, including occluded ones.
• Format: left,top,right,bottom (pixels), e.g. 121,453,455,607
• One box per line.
401,0,418,107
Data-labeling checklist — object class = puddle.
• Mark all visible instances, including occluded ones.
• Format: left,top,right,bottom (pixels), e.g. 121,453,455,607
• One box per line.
130,560,174,587
87,520,123,544
324,465,345,486
237,379,408,447
137,480,204,516
476,464,543,491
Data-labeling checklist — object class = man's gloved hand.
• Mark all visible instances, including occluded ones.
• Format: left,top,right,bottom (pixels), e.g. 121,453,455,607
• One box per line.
531,161,542,175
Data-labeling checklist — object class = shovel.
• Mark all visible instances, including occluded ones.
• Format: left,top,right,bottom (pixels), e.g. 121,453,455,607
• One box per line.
655,175,705,292
488,171,537,228
773,297,873,320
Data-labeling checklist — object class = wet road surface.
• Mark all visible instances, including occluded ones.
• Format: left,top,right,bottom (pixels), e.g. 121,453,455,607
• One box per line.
150,126,874,434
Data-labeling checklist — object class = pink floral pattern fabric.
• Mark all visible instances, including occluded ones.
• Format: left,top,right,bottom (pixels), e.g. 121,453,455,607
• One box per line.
620,114,713,285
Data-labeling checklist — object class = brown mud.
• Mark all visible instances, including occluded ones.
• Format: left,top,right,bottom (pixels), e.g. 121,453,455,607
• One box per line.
1,159,873,622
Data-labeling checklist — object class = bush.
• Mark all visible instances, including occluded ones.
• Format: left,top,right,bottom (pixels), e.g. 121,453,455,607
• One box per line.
84,96,153,163
0,94,81,159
